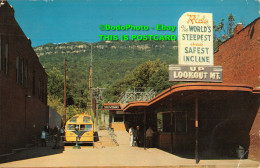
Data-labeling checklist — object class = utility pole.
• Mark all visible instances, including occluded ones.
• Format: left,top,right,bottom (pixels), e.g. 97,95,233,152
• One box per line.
89,44,93,116
63,58,66,127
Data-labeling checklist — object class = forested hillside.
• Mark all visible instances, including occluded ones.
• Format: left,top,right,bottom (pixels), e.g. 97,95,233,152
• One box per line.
37,40,178,86
36,40,178,103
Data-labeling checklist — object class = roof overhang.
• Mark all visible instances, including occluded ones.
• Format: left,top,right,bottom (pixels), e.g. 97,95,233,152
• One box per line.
123,83,255,113
149,83,253,105
123,101,149,113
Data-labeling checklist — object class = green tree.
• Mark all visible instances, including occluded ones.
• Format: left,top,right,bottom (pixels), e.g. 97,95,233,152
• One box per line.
47,67,74,104
148,64,176,93
48,95,64,117
105,59,179,102
214,13,236,51
47,67,64,98
132,59,161,87
66,105,79,122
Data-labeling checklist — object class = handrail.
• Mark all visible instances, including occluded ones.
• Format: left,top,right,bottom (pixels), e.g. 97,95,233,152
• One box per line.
107,127,119,146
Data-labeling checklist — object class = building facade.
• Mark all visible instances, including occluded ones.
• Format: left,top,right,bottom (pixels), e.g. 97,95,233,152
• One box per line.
0,2,48,155
215,18,259,88
215,17,260,161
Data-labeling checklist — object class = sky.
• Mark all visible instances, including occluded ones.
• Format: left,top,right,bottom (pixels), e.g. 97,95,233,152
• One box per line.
7,0,260,47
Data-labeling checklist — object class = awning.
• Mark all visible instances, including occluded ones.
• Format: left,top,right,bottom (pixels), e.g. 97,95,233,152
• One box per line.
123,83,254,112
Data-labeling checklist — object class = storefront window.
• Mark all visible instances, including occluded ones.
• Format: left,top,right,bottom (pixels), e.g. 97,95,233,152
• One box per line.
159,111,187,133
174,112,187,133
157,113,163,132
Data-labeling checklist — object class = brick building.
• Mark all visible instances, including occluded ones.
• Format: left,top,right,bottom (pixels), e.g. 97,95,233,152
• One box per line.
0,2,48,155
215,18,259,87
215,17,260,161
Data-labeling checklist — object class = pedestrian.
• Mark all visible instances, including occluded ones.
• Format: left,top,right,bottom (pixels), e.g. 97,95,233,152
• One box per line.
52,126,61,149
146,126,154,148
129,126,134,147
136,126,141,147
41,129,47,147
60,126,65,141
44,122,49,133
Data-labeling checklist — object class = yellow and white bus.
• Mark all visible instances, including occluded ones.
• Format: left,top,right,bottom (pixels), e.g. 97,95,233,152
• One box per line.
65,114,94,144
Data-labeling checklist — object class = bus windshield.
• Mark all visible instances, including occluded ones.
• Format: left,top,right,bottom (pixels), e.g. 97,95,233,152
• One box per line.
67,124,79,131
80,124,92,131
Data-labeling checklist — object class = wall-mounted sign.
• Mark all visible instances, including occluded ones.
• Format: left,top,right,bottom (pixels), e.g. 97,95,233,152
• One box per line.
102,105,121,110
169,65,222,82
178,12,213,65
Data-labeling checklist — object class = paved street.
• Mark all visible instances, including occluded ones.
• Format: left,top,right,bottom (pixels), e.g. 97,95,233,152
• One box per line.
0,130,259,168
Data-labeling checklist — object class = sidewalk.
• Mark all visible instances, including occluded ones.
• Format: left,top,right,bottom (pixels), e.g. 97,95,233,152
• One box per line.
0,130,259,168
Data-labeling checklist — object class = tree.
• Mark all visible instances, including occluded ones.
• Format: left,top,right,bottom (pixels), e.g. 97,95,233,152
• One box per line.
104,59,180,102
47,66,74,105
47,67,64,98
214,13,236,51
148,64,175,93
132,59,162,87
48,95,64,117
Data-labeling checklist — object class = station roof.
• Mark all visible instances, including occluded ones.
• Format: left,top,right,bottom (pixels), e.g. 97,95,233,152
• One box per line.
122,101,149,113
253,88,260,94
123,83,256,112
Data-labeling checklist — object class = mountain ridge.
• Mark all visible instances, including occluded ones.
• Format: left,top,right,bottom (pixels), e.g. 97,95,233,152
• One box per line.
36,40,179,102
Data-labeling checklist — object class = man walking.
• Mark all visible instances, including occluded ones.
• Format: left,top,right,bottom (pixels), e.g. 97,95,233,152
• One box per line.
146,126,154,148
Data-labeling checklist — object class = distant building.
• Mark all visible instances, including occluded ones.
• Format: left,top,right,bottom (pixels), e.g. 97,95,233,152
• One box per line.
0,1,48,155
49,107,62,129
102,103,126,131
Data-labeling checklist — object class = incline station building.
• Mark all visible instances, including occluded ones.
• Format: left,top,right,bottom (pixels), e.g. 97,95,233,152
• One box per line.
105,17,260,162
102,103,129,131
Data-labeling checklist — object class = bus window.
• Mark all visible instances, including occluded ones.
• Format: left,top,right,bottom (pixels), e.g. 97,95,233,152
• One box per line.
80,125,92,131
67,124,79,131
80,125,85,130
69,116,78,123
83,116,90,123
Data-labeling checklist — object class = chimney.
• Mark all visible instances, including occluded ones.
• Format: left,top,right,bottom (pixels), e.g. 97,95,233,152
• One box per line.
234,23,244,35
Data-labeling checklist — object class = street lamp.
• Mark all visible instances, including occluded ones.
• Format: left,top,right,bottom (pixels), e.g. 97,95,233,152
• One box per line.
73,125,81,149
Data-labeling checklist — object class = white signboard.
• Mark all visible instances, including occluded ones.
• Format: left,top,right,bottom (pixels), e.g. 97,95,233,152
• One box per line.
178,12,213,65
